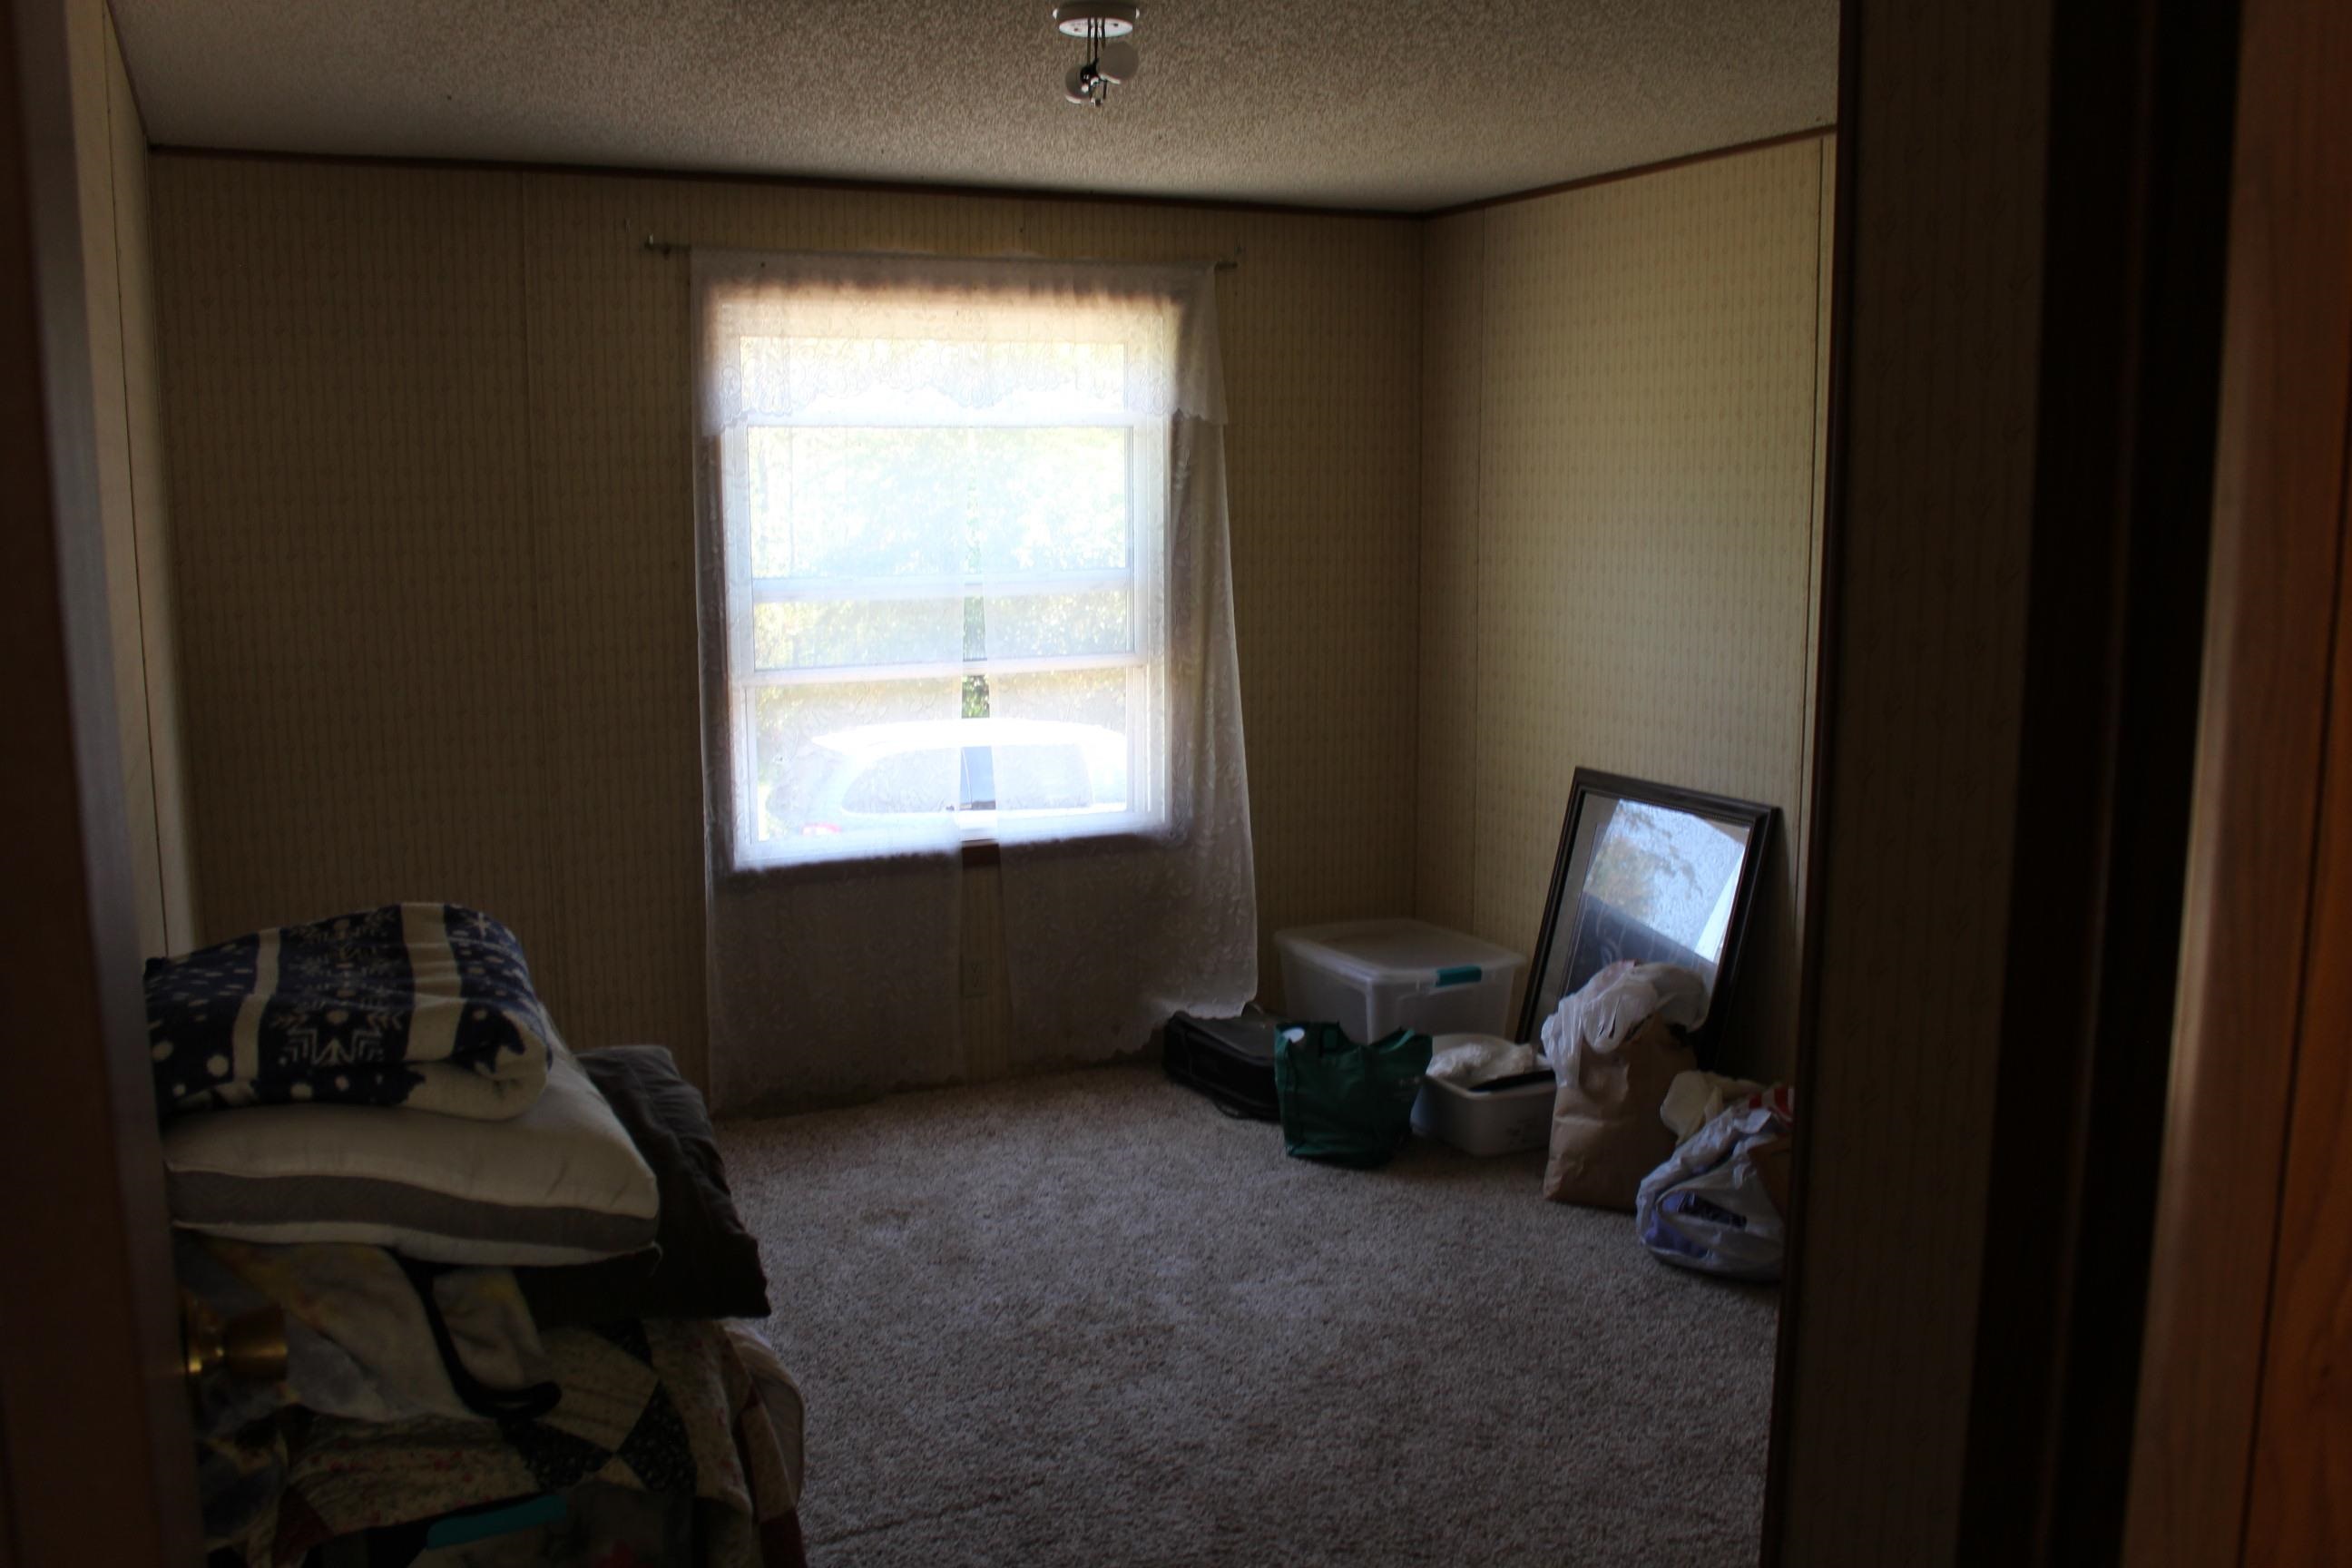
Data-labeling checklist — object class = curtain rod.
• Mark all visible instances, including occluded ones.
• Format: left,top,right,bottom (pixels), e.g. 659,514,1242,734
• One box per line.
641,235,1240,270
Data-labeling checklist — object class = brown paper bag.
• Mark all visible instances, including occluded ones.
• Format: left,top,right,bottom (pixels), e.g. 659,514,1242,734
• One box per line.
1542,1013,1697,1210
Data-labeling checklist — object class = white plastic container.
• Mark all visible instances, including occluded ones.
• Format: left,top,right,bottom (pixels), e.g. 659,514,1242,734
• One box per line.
1274,918,1526,1044
1410,1045,1557,1157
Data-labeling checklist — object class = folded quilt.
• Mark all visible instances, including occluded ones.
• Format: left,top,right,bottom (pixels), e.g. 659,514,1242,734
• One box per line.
148,904,552,1120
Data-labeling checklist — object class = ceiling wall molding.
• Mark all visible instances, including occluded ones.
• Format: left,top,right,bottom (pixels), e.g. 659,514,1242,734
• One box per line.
1418,127,1838,220
148,126,1842,225
143,143,1417,224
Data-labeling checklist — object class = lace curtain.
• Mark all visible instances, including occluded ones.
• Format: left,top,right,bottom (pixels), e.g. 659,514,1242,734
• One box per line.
694,250,1255,1113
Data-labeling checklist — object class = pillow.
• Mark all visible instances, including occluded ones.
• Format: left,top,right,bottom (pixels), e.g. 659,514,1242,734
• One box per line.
518,1045,770,1326
161,1044,659,1266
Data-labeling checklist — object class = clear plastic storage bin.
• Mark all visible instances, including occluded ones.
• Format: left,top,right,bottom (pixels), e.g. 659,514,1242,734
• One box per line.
1273,919,1526,1044
1411,1068,1556,1157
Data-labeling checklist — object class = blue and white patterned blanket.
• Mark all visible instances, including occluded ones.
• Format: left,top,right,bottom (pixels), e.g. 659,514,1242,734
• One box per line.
146,904,553,1120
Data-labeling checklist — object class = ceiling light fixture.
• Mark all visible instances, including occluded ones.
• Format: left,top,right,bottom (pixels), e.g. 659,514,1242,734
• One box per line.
1054,3,1142,107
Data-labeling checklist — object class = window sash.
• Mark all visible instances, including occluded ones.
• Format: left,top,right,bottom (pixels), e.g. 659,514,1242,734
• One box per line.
734,652,1144,691
745,567,1133,604
716,422,1159,662
713,409,1173,867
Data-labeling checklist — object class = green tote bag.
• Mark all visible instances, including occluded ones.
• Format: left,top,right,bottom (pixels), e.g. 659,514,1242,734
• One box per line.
1273,1022,1435,1168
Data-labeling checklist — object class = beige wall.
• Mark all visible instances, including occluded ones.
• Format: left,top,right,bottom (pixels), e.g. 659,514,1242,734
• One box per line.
147,137,1837,1093
149,158,1425,1090
1415,136,1834,1083
66,0,193,959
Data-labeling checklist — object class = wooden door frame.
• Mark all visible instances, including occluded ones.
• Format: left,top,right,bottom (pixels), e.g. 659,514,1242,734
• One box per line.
1756,0,1858,1538
2239,352,2352,1563
2122,0,2352,1562
1952,0,2243,1559
0,0,201,1561
1768,0,2255,1562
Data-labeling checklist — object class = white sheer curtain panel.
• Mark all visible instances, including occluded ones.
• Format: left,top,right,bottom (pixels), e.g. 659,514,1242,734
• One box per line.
994,409,1259,1062
694,250,1254,1112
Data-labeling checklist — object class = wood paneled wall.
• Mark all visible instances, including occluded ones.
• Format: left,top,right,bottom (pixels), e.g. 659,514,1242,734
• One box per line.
1416,136,1834,1084
149,157,1425,1089
64,0,190,956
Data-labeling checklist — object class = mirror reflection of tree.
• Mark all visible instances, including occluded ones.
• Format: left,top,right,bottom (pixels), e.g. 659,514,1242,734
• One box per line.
1588,804,1706,924
1585,804,1749,955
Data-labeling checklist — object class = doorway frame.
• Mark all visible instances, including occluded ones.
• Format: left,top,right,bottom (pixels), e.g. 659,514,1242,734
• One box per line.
0,0,202,1561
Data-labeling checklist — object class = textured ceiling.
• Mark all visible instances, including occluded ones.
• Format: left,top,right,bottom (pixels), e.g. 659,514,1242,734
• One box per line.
109,0,1838,212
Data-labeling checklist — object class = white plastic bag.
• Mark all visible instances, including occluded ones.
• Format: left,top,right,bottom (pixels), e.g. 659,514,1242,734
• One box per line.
1634,1088,1795,1280
1538,960,1709,1077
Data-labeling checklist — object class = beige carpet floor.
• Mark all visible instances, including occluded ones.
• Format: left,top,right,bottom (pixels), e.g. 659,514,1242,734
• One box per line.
720,1063,1778,1566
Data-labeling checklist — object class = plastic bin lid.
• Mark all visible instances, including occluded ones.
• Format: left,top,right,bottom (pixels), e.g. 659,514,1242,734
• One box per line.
1273,918,1526,986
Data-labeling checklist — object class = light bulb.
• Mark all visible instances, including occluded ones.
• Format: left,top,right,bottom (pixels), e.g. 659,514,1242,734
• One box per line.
1064,61,1095,103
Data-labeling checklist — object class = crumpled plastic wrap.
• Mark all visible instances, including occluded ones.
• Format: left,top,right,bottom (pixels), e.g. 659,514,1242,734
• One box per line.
1537,958,1709,1076
1425,1033,1544,1087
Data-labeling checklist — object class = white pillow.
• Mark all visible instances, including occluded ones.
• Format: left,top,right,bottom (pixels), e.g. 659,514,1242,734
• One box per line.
162,1045,660,1265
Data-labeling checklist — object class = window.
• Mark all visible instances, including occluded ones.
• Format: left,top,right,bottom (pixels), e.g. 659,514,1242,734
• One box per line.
693,254,1250,1102
703,271,1176,867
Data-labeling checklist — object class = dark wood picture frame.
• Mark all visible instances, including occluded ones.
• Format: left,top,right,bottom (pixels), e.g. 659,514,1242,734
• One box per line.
1515,769,1778,1067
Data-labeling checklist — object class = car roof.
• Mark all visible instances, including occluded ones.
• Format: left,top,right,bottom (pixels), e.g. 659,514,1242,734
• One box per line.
813,717,1122,761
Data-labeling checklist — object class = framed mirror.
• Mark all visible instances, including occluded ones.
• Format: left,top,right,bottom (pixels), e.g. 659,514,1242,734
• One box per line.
1516,769,1778,1066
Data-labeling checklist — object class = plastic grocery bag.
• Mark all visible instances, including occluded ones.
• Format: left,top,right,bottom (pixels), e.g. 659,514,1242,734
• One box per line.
1634,1087,1796,1280
1274,1022,1434,1169
1539,960,1709,1076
